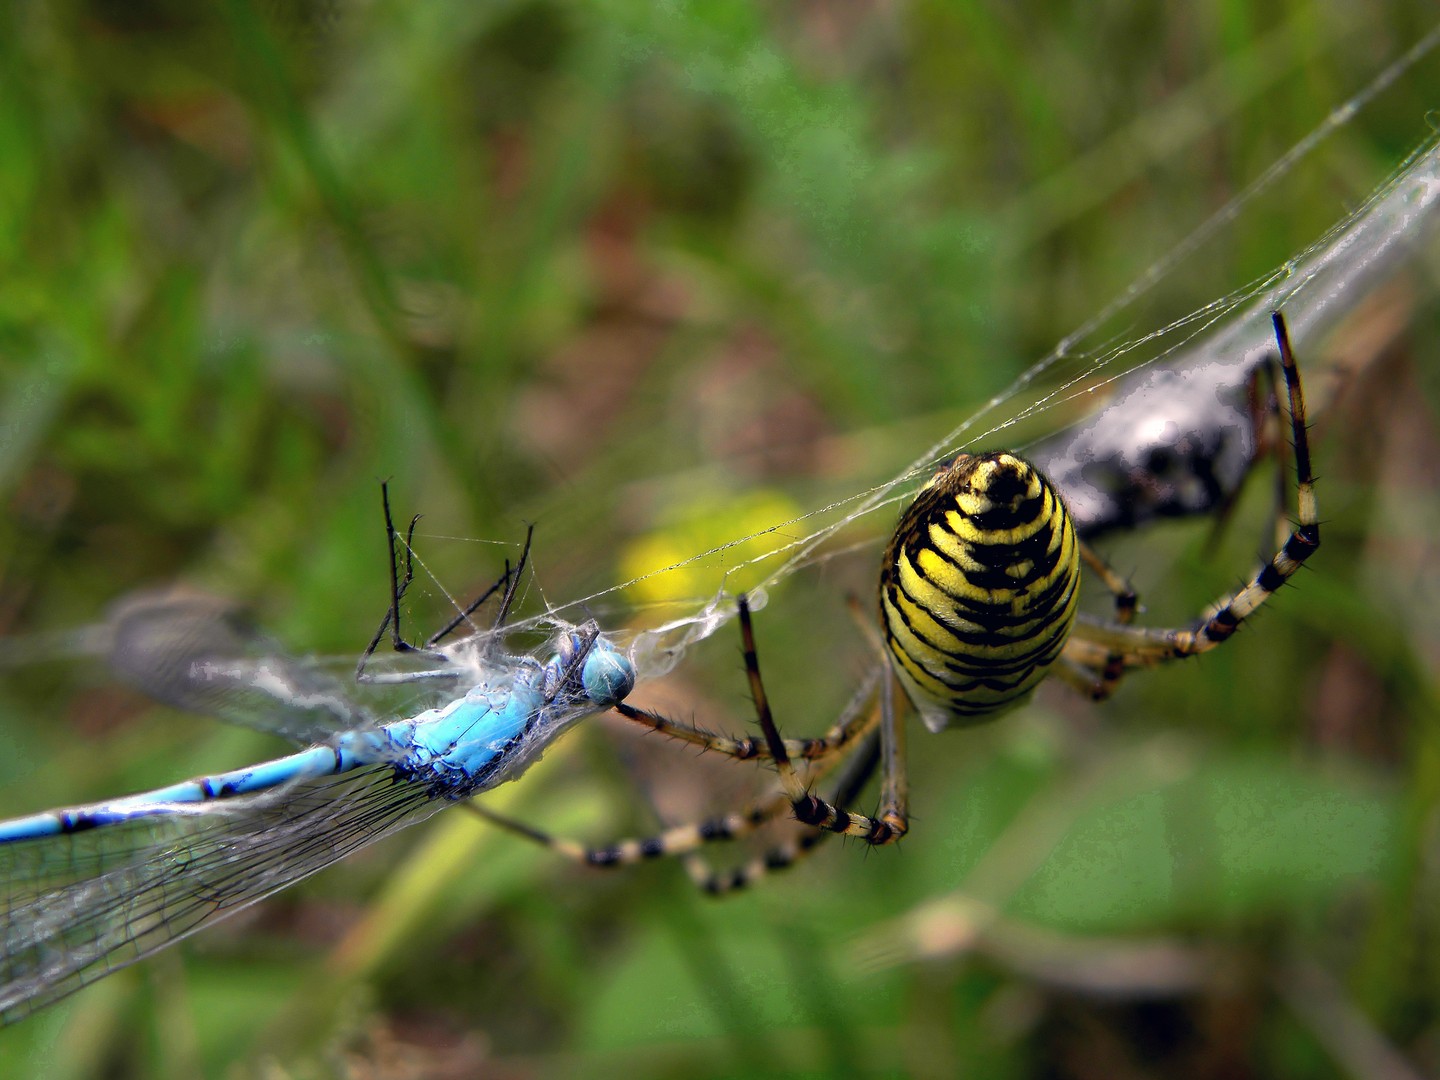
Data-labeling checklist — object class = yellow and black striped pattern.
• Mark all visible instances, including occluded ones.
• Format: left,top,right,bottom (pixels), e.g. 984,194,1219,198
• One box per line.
880,452,1079,731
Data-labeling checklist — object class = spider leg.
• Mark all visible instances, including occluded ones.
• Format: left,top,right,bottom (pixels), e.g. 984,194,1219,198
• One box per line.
684,731,883,893
1201,352,1288,555
742,596,908,845
610,665,884,765
1061,541,1139,701
465,788,794,867
463,729,883,894
1064,311,1319,667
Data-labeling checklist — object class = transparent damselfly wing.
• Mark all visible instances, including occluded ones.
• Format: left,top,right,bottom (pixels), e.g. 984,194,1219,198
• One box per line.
0,588,635,1025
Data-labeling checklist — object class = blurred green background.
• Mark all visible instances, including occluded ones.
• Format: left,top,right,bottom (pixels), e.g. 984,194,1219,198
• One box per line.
2,2,1439,1077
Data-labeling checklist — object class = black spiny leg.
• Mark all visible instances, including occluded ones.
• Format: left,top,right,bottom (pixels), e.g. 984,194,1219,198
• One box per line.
423,524,533,647
355,483,528,685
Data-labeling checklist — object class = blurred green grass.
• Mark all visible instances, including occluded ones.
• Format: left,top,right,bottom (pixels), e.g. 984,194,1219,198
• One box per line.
1,2,1438,1077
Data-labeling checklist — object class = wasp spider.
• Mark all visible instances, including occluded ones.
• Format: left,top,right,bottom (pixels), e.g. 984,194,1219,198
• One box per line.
479,312,1319,891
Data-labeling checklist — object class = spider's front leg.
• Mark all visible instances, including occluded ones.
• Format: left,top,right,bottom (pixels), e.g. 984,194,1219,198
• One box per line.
1061,311,1320,670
